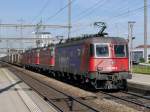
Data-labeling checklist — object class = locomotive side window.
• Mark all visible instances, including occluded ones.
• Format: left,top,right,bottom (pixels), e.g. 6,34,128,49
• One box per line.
90,44,94,57
96,45,109,57
126,45,129,57
114,45,126,57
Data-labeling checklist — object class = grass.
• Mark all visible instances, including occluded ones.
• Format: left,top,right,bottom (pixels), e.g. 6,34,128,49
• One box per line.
132,65,150,75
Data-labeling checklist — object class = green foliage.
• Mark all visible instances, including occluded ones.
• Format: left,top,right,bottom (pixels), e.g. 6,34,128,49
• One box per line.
132,65,150,75
139,58,145,63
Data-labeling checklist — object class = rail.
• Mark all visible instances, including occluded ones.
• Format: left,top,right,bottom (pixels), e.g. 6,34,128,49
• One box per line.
6,62,100,112
98,91,150,109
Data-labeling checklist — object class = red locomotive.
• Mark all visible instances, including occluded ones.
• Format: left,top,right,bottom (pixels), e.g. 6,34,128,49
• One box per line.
54,37,131,89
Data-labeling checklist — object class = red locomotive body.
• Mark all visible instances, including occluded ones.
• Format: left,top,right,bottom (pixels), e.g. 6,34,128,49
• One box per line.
30,49,40,65
21,48,40,69
39,47,55,67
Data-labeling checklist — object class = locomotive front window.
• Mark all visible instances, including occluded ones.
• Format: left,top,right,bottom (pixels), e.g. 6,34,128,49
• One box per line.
114,45,126,57
96,45,109,57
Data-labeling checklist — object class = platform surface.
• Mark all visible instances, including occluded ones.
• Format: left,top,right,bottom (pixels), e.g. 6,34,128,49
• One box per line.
127,73,150,95
0,67,57,112
128,73,150,86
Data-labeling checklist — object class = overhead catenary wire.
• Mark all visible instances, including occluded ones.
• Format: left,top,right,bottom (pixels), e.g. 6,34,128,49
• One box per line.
105,0,142,17
106,4,150,21
45,0,77,23
74,3,150,25
73,0,107,20
27,0,51,38
60,0,108,36
72,0,108,23
65,0,139,36
71,0,138,26
27,0,149,39
31,0,51,24
69,4,150,35
28,0,75,39
106,7,146,27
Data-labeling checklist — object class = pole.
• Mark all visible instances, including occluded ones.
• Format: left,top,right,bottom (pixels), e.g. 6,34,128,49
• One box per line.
6,40,9,61
128,21,135,73
36,20,42,48
0,20,1,38
128,22,130,70
18,18,24,51
144,0,148,62
68,0,71,38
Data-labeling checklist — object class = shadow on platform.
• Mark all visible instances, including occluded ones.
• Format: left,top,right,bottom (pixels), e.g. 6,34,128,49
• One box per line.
0,80,22,94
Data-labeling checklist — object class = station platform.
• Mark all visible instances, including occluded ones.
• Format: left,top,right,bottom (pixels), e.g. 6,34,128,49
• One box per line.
128,73,150,95
0,67,57,112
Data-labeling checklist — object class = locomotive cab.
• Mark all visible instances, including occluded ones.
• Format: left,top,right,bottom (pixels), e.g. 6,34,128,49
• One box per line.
89,43,129,72
88,40,131,89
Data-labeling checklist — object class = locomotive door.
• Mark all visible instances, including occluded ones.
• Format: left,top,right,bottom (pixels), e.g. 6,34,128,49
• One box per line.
81,44,90,72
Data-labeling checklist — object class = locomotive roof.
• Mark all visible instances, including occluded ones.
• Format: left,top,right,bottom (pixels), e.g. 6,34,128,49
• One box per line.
25,44,55,52
57,36,128,47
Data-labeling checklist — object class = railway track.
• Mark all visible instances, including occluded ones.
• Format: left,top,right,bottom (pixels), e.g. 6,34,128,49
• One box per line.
1,62,148,112
96,91,150,111
5,64,100,112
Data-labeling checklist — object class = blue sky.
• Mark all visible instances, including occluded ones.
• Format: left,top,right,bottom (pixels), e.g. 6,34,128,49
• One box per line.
0,0,150,48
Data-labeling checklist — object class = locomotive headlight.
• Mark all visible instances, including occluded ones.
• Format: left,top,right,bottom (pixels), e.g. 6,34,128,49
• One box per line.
97,67,103,71
111,66,117,70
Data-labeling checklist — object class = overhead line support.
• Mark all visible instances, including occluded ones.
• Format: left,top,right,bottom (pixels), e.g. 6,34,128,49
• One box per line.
144,0,148,62
68,0,72,38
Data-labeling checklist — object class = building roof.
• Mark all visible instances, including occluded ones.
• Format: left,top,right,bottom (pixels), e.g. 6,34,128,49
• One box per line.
35,32,51,34
136,45,150,49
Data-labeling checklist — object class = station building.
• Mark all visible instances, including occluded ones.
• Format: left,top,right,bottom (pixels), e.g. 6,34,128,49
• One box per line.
34,32,60,48
132,45,150,63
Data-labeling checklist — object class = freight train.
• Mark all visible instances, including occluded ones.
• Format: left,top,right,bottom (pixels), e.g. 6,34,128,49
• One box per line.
1,23,132,90
1,36,131,90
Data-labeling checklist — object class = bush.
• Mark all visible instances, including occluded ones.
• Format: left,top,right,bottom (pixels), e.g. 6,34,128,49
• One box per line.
139,58,145,63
